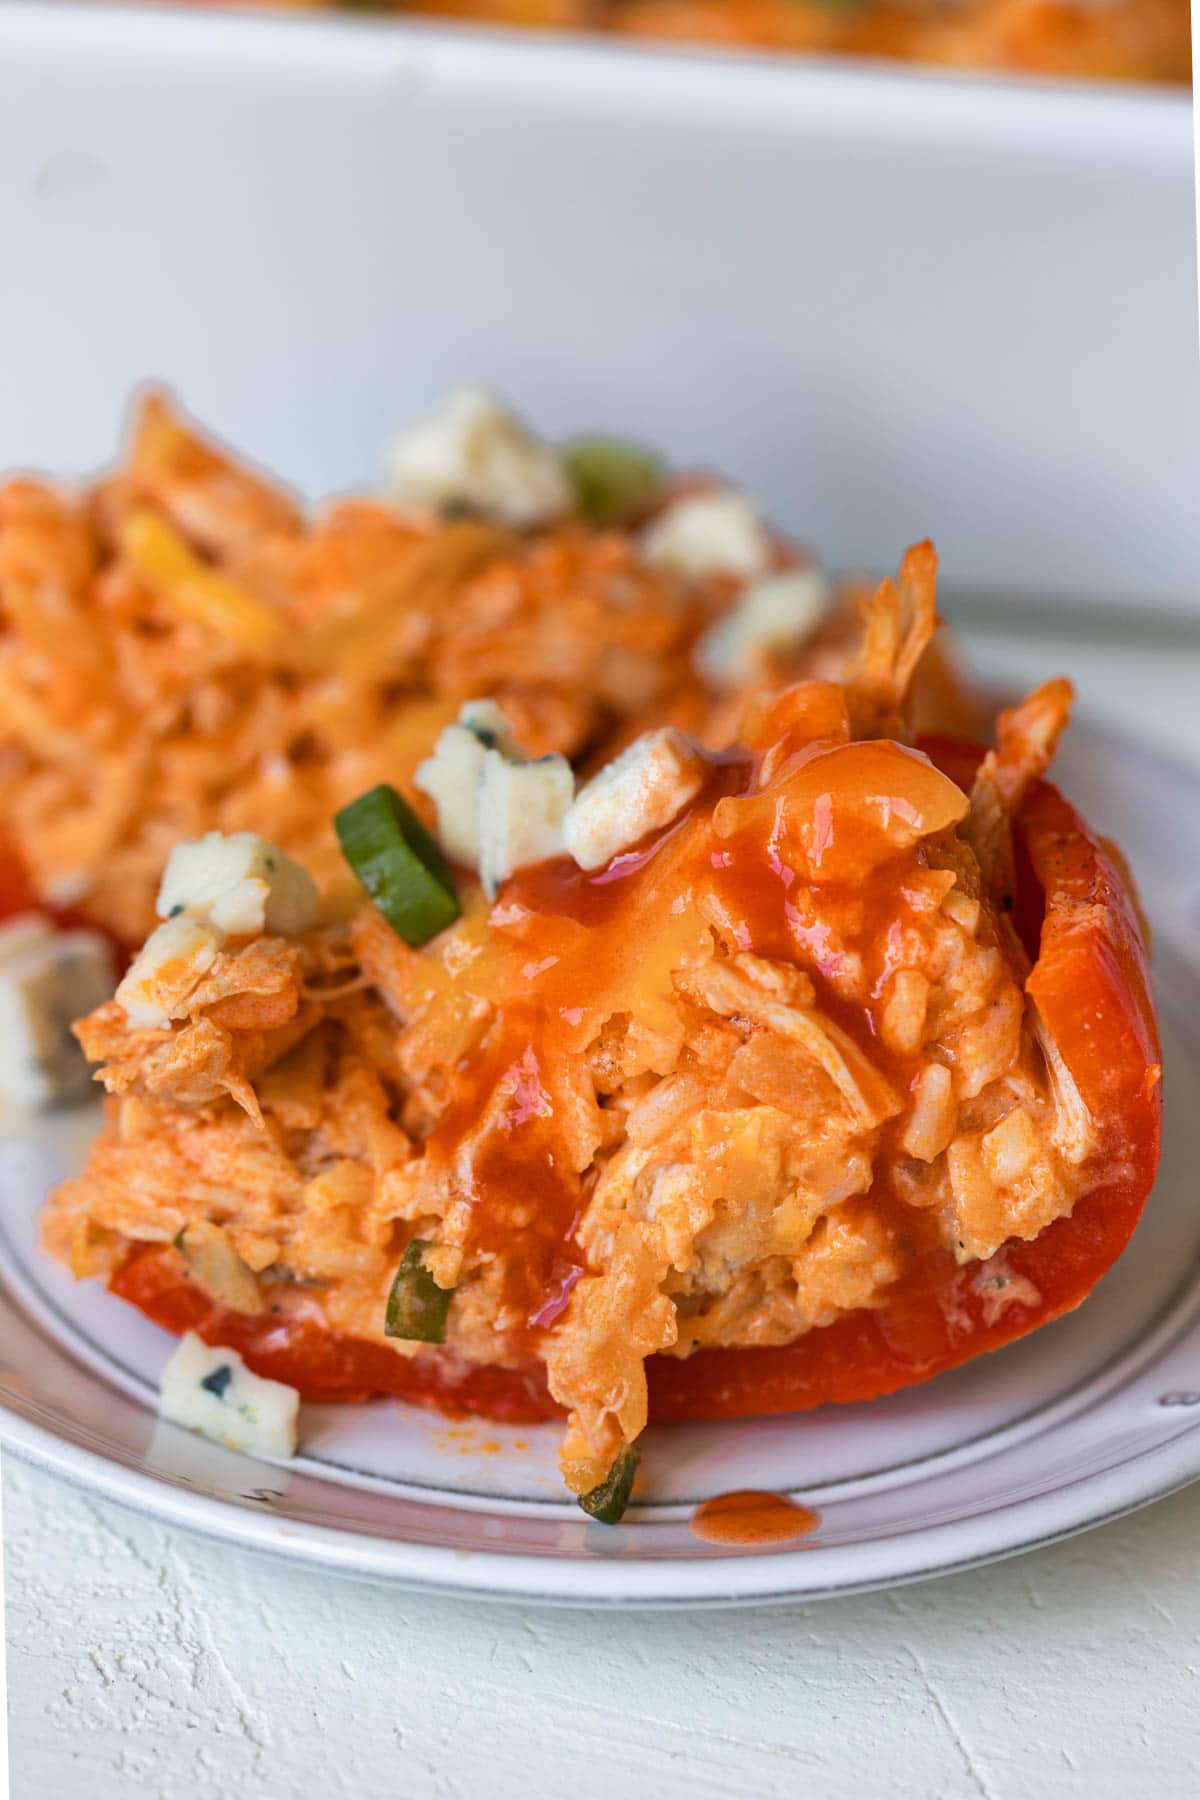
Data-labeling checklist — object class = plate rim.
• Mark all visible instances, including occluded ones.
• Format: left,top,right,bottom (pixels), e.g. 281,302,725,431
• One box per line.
4,1398,1199,1608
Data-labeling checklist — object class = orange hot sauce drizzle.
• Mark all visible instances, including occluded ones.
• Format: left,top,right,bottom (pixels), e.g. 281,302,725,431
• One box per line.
435,752,763,1342
385,723,957,1346
486,730,953,1335
690,1490,820,1545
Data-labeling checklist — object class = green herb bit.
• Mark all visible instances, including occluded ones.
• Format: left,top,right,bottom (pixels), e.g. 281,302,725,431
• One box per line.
334,784,459,947
562,437,665,529
385,1239,453,1344
577,1444,640,1525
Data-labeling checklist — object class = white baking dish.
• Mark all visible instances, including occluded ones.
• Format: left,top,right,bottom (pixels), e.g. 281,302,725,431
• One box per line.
0,1,1195,612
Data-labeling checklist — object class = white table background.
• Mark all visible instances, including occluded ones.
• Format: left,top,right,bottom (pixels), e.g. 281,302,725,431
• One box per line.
8,619,1200,1800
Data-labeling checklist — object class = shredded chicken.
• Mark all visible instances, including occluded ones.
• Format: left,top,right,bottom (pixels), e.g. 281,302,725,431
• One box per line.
965,676,1073,899
0,396,976,945
44,546,1092,1498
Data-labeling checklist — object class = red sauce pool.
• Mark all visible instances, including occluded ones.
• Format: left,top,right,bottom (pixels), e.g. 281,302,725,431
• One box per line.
690,1490,820,1545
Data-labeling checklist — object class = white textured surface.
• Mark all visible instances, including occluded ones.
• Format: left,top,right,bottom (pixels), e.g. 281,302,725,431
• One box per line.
7,1461,1200,1800
7,632,1200,1797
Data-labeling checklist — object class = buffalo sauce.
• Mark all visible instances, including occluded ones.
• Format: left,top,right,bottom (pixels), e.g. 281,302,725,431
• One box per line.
445,756,757,1341
690,1490,820,1546
428,736,971,1342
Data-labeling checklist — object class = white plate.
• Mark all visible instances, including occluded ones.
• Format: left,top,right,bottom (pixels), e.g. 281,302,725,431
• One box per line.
0,723,1196,1606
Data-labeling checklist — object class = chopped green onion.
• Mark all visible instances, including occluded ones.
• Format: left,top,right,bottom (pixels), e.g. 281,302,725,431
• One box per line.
562,438,665,529
172,1227,186,1252
385,1238,453,1344
577,1444,640,1525
335,784,459,946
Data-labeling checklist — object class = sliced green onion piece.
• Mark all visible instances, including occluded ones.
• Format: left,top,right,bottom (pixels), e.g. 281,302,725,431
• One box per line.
562,437,665,529
335,784,459,947
385,1238,453,1344
577,1444,640,1525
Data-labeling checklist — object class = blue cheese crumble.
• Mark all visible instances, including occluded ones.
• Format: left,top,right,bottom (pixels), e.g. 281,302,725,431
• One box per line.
387,387,572,527
415,698,574,895
155,831,318,938
158,1332,299,1460
694,567,832,687
0,914,115,1109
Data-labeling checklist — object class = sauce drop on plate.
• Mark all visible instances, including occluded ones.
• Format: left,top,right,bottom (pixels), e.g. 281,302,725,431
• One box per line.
690,1489,819,1546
